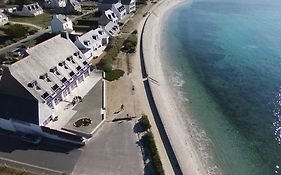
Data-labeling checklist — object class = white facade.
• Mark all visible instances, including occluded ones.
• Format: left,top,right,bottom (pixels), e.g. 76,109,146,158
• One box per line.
103,21,119,37
17,3,43,17
0,13,8,26
123,0,136,14
111,2,126,20
104,9,119,23
51,14,73,34
74,28,109,60
44,0,67,9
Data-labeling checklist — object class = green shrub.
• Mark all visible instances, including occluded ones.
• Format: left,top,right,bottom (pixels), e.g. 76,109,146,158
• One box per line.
139,115,151,131
143,132,164,175
105,69,125,81
3,24,29,38
122,34,138,53
96,59,112,72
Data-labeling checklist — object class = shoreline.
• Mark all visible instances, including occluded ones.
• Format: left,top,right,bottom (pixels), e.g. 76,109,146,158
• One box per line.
141,0,208,175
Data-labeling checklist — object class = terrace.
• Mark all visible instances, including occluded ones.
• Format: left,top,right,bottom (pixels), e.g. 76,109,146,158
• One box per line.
46,71,104,136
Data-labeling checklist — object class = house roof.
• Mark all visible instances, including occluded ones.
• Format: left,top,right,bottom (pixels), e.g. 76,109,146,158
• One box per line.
99,9,118,26
9,35,88,103
121,0,133,5
113,2,125,13
76,28,107,48
99,0,119,4
0,12,7,19
52,14,70,23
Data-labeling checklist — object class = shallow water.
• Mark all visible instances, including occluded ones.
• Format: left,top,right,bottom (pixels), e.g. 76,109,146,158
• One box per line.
162,0,281,174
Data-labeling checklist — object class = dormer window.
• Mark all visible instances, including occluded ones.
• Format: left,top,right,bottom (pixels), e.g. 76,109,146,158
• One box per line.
83,61,88,65
59,61,65,67
28,80,37,88
66,56,73,61
98,31,103,35
92,35,97,40
69,71,75,77
74,52,79,56
76,66,81,71
52,84,59,91
41,92,50,99
61,77,67,83
83,41,90,46
39,73,48,80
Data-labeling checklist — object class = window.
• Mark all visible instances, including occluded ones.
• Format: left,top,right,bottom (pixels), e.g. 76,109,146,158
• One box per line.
41,92,50,99
61,77,67,83
83,61,88,65
52,84,59,91
76,66,81,71
39,73,48,80
28,80,37,88
69,71,75,77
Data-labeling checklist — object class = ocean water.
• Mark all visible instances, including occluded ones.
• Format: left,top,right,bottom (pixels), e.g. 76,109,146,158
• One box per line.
162,0,281,174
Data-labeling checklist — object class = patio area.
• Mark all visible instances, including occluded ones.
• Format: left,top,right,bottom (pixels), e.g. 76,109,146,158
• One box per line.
46,71,104,135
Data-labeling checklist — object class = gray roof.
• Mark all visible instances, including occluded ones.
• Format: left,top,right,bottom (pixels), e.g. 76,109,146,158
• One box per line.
121,0,133,5
9,35,88,103
53,14,69,23
99,0,119,4
0,13,7,19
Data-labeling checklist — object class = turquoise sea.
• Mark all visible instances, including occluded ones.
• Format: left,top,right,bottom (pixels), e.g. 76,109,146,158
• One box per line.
162,0,281,174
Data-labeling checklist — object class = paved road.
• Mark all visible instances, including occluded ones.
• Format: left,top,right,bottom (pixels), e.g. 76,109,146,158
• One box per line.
0,119,144,175
73,120,144,175
0,9,97,55
0,132,82,175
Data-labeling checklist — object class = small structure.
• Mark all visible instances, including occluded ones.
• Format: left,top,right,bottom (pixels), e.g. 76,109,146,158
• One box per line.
51,14,73,34
0,12,8,26
111,2,126,20
99,9,119,24
64,0,82,14
99,9,120,36
73,27,109,60
0,6,17,14
44,0,67,9
98,0,126,20
121,0,136,14
17,3,43,17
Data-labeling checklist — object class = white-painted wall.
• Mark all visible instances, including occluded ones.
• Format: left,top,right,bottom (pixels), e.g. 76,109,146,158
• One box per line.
51,15,73,33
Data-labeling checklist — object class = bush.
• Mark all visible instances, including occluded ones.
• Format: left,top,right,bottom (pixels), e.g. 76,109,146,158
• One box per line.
122,34,138,53
139,115,151,131
3,24,29,38
96,59,112,72
143,132,164,175
105,69,125,81
132,30,138,35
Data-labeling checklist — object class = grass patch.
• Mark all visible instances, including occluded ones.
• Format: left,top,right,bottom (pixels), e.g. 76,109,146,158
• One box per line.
0,24,37,48
121,32,138,53
143,132,164,175
0,163,40,175
9,11,54,28
96,37,125,71
105,69,125,81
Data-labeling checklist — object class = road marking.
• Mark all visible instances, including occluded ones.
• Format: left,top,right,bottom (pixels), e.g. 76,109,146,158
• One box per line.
0,156,63,174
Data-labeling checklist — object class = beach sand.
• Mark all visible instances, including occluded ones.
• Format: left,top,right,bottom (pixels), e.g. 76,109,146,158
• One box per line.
142,0,208,174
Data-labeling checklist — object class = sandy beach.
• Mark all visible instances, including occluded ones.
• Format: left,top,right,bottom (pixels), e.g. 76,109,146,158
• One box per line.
141,0,209,174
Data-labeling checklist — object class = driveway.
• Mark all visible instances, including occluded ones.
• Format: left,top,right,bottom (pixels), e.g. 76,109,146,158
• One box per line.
73,120,144,175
